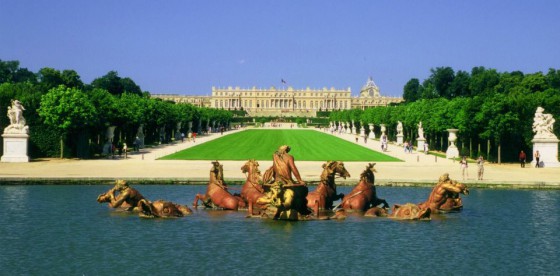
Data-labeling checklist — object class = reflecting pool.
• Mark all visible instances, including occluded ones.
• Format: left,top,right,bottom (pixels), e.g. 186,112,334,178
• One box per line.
1,185,559,275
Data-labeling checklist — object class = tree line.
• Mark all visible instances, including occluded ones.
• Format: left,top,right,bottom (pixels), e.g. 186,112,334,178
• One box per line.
330,66,560,163
0,59,232,158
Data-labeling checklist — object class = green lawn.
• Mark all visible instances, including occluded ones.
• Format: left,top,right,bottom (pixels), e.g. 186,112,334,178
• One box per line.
160,129,402,162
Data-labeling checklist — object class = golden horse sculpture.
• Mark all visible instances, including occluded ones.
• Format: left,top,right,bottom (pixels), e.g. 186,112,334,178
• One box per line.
306,161,350,210
240,159,267,213
339,163,389,212
192,161,247,210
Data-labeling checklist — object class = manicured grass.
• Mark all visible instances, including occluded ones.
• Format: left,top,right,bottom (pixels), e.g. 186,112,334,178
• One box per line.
160,129,402,162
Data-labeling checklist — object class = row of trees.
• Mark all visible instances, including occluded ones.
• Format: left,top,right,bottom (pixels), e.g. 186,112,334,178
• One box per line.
0,60,233,158
331,67,560,163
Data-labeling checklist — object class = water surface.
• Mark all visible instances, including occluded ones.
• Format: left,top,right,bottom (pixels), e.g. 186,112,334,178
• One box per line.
1,185,558,275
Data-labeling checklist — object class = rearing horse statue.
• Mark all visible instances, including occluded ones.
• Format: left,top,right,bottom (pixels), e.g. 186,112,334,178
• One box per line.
339,163,389,212
240,159,266,209
306,161,350,210
192,161,246,210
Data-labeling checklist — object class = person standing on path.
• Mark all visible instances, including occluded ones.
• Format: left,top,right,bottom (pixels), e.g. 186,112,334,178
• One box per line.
476,155,484,180
534,150,541,168
519,150,526,168
460,156,469,180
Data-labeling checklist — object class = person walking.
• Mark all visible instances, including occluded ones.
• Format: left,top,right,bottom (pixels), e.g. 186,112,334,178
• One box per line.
534,150,541,168
476,155,484,180
519,150,526,168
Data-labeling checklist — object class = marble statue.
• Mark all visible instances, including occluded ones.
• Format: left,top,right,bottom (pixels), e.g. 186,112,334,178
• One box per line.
532,107,557,139
418,121,424,139
396,121,403,135
4,100,29,134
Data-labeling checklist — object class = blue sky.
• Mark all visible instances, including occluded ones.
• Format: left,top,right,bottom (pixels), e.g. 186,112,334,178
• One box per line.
1,0,559,97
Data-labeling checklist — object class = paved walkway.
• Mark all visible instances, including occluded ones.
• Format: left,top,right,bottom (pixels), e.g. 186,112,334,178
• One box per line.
0,127,558,188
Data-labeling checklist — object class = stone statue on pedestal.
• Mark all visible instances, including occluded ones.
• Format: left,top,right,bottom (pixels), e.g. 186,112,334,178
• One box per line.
531,107,559,167
417,121,424,139
396,121,404,145
2,99,30,162
396,121,403,135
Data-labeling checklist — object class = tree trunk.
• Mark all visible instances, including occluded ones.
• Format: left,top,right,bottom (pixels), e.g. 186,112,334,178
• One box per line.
469,138,473,158
60,137,64,159
498,142,501,164
487,140,491,162
478,143,481,157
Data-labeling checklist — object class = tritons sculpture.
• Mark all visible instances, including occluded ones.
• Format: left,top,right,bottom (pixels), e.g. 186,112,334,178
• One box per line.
97,180,192,218
365,173,468,220
418,173,469,213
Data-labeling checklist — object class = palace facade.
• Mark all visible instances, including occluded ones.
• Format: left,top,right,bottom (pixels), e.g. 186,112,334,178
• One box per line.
151,77,403,117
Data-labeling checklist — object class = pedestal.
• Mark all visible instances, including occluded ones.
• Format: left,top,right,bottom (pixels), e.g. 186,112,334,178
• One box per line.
359,127,366,137
446,145,459,159
396,134,403,146
531,137,560,167
446,129,459,159
417,138,426,153
2,133,29,162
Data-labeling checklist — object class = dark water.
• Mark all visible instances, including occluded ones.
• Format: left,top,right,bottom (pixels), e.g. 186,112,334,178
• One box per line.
1,185,559,275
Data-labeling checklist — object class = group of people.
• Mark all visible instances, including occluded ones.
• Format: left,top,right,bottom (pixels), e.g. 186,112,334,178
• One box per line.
403,141,413,153
459,155,485,181
518,150,541,168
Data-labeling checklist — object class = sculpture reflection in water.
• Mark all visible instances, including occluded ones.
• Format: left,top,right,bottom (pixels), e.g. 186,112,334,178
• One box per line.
97,180,192,218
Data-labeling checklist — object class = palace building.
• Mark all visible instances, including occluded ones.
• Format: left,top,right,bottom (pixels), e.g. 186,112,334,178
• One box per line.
151,77,403,117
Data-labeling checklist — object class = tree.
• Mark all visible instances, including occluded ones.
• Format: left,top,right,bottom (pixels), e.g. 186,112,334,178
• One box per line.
38,85,97,158
121,77,142,95
0,60,36,84
429,67,455,99
61,70,84,89
91,71,143,96
449,70,471,97
469,67,499,96
38,67,65,92
403,78,420,102
91,71,124,95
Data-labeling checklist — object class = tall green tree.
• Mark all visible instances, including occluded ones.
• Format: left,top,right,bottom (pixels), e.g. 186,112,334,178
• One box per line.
403,78,420,102
38,85,97,158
